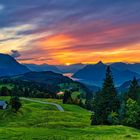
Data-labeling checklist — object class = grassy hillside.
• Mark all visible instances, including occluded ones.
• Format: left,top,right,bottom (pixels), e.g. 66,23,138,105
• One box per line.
0,97,140,140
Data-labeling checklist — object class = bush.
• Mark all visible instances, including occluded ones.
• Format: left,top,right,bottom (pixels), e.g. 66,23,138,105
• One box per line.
123,98,140,128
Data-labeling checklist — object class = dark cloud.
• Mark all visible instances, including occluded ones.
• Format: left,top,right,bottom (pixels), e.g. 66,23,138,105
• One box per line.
1,0,140,29
17,58,34,61
10,50,21,58
17,57,53,62
0,37,20,42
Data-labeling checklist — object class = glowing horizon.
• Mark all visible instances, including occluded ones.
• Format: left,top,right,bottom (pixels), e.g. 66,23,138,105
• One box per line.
0,0,140,65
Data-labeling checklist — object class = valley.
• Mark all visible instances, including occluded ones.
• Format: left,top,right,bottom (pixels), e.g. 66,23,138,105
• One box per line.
1,0,140,139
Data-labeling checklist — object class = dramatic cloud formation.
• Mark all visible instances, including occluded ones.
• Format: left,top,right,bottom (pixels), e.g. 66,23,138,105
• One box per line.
0,0,140,64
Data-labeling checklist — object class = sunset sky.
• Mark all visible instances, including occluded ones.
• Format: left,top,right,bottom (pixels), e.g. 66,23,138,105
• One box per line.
0,0,140,65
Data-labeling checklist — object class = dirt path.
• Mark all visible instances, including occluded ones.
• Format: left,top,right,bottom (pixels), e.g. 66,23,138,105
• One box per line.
21,97,64,112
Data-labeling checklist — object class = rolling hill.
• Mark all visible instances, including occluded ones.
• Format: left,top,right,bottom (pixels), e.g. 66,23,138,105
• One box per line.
10,71,72,85
0,97,140,140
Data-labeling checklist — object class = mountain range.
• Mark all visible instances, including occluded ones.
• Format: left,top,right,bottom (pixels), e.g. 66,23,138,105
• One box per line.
24,63,86,74
111,62,140,74
118,78,140,92
56,63,86,73
0,53,140,92
24,64,61,73
72,61,140,87
0,53,30,76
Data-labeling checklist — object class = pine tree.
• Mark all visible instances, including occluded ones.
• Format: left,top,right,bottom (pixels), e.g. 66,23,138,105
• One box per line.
24,88,29,97
10,96,22,113
0,86,9,96
85,91,93,110
127,77,139,101
11,85,18,96
63,90,72,104
92,66,120,125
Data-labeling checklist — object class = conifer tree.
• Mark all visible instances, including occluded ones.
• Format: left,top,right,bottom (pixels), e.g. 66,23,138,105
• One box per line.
63,90,72,104
127,77,139,101
85,91,93,110
11,85,18,96
0,86,9,96
24,88,29,97
92,66,120,125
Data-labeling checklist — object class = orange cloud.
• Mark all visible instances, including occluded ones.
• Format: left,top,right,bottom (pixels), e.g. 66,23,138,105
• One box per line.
18,38,140,65
40,34,77,49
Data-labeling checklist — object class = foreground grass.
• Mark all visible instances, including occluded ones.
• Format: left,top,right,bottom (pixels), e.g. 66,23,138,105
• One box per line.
0,97,140,140
0,126,140,140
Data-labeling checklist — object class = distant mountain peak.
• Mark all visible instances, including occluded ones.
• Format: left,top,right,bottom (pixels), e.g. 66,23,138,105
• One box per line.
96,61,104,65
73,61,140,86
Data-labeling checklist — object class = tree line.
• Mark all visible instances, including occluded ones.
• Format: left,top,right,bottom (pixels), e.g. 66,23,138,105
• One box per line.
0,79,59,98
90,66,140,128
62,66,140,128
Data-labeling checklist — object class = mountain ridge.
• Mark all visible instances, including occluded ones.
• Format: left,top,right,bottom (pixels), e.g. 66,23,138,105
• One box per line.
0,53,30,76
72,61,140,86
24,63,61,73
9,71,72,85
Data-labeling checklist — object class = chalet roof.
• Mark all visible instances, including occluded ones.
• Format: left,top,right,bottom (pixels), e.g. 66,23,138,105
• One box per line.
0,101,6,106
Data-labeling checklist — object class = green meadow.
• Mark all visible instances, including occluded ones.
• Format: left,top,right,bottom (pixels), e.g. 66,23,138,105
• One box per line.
0,97,140,140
